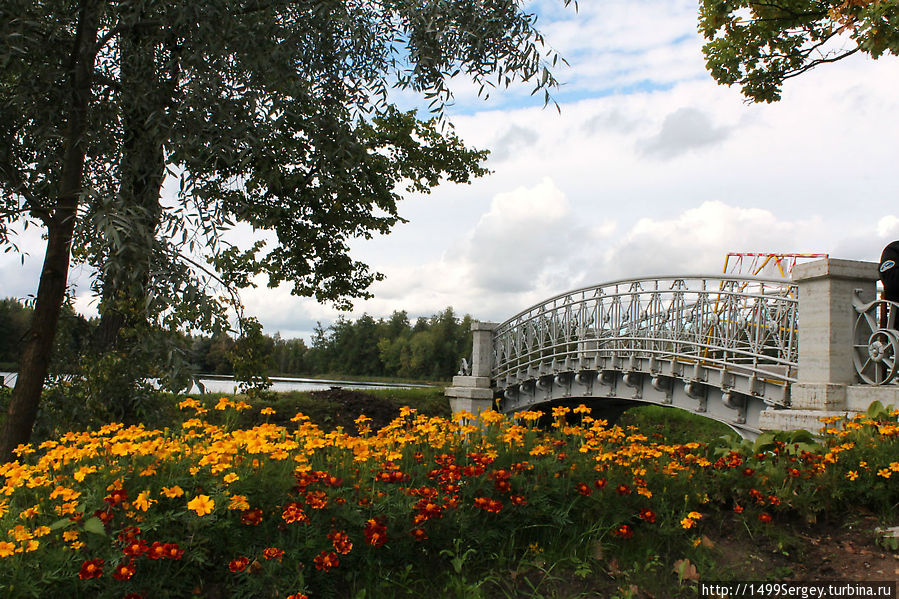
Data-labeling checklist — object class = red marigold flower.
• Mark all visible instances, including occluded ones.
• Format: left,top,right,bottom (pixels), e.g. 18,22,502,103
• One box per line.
510,494,527,506
304,490,328,510
164,543,184,560
410,528,428,541
768,495,781,506
229,556,250,573
787,467,800,478
122,539,149,558
733,504,744,514
281,502,309,524
575,482,592,496
112,561,136,581
594,478,607,490
117,526,141,543
364,518,387,547
616,484,631,496
147,541,168,560
78,558,104,580
93,508,114,524
612,524,634,539
473,496,502,513
123,594,145,599
414,498,443,521
328,530,353,555
105,489,128,507
286,595,309,599
742,468,755,477
242,507,264,526
758,513,772,523
637,508,656,523
263,547,285,560
313,550,339,572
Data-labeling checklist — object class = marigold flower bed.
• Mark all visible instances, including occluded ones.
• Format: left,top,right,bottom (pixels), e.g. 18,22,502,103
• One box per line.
1,398,897,598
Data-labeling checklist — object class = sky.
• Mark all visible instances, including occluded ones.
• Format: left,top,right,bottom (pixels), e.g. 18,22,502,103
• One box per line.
2,0,898,341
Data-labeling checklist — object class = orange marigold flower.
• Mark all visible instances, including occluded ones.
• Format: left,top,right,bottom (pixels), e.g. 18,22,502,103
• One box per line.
263,547,285,560
612,524,633,539
112,561,136,581
281,503,309,525
733,504,744,514
758,513,772,523
241,507,264,526
313,550,339,572
229,556,250,573
78,558,104,580
328,530,353,555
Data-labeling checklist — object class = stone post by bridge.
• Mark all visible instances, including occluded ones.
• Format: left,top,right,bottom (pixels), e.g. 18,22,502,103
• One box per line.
445,321,497,419
760,258,883,432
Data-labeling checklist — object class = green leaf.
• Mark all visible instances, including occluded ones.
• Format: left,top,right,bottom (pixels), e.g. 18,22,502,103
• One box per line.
82,517,106,536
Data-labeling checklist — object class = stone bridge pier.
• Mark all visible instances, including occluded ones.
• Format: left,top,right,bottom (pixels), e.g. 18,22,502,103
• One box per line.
447,258,899,434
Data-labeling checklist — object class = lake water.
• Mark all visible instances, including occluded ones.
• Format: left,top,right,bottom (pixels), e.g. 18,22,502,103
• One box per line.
0,372,432,394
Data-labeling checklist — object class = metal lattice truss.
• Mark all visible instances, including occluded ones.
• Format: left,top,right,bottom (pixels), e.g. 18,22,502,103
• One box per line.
492,276,798,392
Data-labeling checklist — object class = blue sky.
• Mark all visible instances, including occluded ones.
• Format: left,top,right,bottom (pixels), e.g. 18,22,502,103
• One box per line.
2,0,898,340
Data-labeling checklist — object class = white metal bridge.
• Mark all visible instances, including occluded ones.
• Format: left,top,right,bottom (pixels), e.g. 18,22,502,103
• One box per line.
448,259,896,437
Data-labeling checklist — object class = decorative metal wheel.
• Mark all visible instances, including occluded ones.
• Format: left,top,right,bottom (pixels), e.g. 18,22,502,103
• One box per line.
853,301,899,384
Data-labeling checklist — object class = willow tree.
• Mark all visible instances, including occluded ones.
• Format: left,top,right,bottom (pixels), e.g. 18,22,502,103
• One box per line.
0,0,574,459
700,0,899,102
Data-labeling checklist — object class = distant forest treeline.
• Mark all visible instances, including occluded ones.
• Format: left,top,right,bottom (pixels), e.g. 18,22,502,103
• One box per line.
0,298,472,382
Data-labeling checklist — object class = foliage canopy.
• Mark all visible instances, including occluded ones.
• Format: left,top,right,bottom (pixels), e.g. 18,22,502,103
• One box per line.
699,0,899,102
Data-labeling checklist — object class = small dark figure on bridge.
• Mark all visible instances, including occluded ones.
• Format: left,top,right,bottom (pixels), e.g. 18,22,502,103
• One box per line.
879,241,899,302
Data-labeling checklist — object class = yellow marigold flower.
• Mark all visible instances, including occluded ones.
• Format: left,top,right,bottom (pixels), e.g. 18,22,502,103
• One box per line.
890,462,899,472
178,398,200,410
8,525,31,541
23,540,38,552
19,506,39,520
681,518,696,530
63,530,79,542
68,541,85,551
687,512,703,520
140,465,157,477
214,398,231,411
227,495,250,511
32,526,50,538
134,491,155,512
223,472,239,484
161,485,185,498
846,470,859,481
0,541,15,558
260,407,276,416
188,494,215,516
877,468,892,479
73,466,97,482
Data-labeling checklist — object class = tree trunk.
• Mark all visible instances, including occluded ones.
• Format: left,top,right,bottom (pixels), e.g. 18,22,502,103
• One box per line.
0,0,104,462
96,21,171,353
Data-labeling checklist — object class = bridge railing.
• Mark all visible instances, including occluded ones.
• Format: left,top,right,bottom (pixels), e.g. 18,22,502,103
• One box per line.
492,275,798,387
